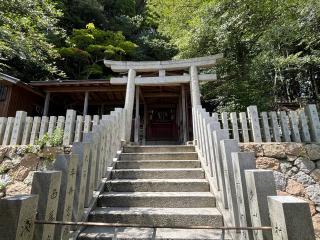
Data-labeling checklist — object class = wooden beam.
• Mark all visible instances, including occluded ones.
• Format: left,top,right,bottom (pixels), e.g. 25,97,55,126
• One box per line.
83,91,89,116
43,92,50,116
46,86,126,93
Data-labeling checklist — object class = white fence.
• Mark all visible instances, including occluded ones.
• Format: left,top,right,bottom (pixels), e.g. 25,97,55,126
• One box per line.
193,106,315,239
211,104,320,143
0,111,105,146
0,108,125,239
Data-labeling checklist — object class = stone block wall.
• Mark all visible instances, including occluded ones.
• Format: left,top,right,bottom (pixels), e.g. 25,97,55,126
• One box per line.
0,146,70,198
240,142,320,238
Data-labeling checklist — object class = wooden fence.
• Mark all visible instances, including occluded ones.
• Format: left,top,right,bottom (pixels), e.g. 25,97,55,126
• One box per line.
211,104,320,143
193,105,315,240
0,108,125,239
0,111,105,146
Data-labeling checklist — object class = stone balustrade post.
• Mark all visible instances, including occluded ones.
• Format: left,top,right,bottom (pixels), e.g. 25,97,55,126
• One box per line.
83,131,99,197
31,171,62,240
212,129,229,208
72,143,90,222
56,116,65,130
21,117,33,145
48,116,57,136
220,139,240,236
63,109,76,146
3,117,14,145
10,111,27,145
39,116,49,139
0,117,7,144
206,120,221,181
53,154,78,240
29,117,41,145
74,116,84,142
232,152,256,240
0,195,38,240
305,104,320,142
245,169,276,240
247,106,262,142
268,196,315,240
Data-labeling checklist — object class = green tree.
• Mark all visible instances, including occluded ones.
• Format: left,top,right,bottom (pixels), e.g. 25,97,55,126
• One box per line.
0,0,65,81
149,0,320,111
58,23,137,79
57,0,107,32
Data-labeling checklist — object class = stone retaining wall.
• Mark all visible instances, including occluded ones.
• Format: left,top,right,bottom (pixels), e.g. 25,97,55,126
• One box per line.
240,142,320,238
0,146,71,198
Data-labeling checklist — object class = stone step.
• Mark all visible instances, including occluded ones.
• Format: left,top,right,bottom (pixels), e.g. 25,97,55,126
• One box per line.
111,168,204,179
115,160,201,169
78,227,232,239
89,207,223,228
97,192,216,208
123,145,195,153
105,179,210,192
119,152,198,161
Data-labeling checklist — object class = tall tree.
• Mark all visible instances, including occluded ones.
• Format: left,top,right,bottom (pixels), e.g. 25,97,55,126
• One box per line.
0,0,65,81
58,23,137,79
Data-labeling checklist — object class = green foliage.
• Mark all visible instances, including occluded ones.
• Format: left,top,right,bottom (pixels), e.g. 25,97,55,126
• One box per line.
50,128,64,147
0,166,6,175
149,0,320,111
35,128,63,148
0,0,66,81
58,23,137,79
58,0,107,31
0,182,6,192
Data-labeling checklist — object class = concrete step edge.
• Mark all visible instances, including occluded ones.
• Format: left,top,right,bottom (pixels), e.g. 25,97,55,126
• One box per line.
99,192,214,197
90,207,222,216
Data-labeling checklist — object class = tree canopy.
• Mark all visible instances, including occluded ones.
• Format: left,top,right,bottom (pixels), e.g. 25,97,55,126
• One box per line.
0,0,65,81
0,0,177,81
0,0,319,110
149,0,320,111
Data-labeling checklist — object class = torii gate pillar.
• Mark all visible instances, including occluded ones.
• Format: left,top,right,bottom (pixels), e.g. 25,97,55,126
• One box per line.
190,65,201,107
124,69,136,141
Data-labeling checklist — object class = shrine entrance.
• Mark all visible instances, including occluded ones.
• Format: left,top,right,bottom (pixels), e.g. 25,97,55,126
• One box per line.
146,106,178,142
136,85,191,144
139,85,182,144
104,54,222,144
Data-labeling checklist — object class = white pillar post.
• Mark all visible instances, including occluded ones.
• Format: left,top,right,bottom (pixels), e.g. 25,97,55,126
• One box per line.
124,69,136,142
190,65,201,143
43,92,51,116
83,91,89,116
134,86,140,144
190,65,201,107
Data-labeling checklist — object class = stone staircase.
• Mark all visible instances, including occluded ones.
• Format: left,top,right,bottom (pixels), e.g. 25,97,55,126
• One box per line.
78,145,230,239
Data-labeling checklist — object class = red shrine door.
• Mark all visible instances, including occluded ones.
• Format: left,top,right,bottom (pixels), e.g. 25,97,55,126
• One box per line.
146,107,178,142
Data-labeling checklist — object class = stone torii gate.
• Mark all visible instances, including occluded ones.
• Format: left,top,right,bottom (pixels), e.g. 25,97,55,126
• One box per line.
104,54,223,143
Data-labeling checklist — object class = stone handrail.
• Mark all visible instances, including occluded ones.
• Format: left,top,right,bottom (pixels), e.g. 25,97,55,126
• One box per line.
0,111,108,146
211,104,320,143
0,108,125,239
193,105,315,240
